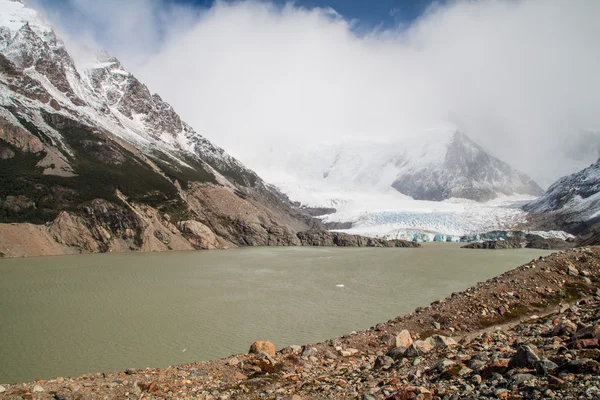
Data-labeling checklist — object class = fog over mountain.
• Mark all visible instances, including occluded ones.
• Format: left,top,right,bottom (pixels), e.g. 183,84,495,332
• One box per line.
32,0,600,188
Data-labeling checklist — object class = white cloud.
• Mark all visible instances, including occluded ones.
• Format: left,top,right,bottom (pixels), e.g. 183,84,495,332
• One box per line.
35,0,600,187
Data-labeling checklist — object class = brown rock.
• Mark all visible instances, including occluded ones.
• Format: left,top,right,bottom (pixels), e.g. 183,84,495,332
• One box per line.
249,340,276,357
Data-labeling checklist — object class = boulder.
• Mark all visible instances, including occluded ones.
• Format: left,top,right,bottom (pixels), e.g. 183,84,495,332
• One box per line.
395,330,413,348
428,334,458,348
249,341,276,357
386,347,408,360
508,344,540,369
301,346,317,357
572,323,600,340
567,264,580,276
536,358,558,376
405,340,433,357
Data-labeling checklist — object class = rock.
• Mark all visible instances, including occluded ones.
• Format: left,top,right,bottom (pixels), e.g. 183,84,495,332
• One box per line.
381,333,397,347
54,394,67,400
249,341,276,357
536,358,559,375
228,357,240,366
301,346,317,357
551,319,578,336
288,345,302,353
362,395,378,400
0,385,5,393
466,359,487,370
573,323,600,340
561,358,598,373
386,347,408,360
567,264,580,276
374,356,395,369
395,330,413,348
428,334,458,348
471,374,482,385
178,220,221,250
338,348,359,357
405,340,433,357
569,338,599,349
125,368,137,375
508,344,540,368
32,384,44,393
432,359,456,373
510,373,536,385
324,350,338,360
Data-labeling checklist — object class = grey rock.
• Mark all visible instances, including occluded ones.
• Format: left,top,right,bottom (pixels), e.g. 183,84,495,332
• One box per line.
508,344,540,368
432,359,456,373
466,359,487,370
428,334,458,348
536,358,558,376
510,373,536,385
288,345,302,353
562,358,595,373
386,346,408,361
374,356,394,369
324,350,338,360
0,385,5,393
301,346,317,357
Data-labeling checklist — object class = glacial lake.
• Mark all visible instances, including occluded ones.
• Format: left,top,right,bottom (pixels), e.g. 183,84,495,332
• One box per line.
0,244,553,383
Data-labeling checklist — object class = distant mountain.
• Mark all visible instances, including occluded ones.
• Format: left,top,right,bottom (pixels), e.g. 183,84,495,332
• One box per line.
524,158,600,235
389,131,543,202
264,130,543,203
0,0,317,256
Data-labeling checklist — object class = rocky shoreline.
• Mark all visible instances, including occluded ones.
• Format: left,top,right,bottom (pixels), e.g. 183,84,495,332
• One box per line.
1,247,599,399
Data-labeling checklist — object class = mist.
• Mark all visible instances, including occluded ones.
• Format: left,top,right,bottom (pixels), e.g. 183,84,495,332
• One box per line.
34,0,600,187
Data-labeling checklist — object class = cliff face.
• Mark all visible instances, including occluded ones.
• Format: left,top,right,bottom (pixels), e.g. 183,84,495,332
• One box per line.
0,0,323,257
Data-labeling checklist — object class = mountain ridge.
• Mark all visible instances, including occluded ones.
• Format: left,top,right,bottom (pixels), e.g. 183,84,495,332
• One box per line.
0,0,322,256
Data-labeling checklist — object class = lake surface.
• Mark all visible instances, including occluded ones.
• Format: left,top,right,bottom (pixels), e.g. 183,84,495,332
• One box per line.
0,244,552,383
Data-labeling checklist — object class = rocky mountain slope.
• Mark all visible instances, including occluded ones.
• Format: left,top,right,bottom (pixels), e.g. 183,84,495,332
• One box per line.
2,247,599,399
0,0,335,257
524,158,600,239
258,129,542,204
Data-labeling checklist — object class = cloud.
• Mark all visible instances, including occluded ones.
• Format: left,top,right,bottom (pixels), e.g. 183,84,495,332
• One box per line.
34,0,600,187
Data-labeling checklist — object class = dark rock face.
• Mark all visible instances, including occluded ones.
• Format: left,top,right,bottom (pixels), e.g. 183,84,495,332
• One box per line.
462,239,522,249
296,230,419,248
391,132,543,202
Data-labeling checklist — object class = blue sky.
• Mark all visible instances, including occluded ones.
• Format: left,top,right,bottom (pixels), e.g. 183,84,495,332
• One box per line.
180,0,437,27
37,0,439,33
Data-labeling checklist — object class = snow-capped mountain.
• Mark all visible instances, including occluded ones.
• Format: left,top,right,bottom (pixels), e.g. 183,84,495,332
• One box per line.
256,129,542,203
524,158,600,233
0,0,315,255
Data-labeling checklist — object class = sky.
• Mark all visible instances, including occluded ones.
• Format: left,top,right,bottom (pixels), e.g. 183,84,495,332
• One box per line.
30,0,600,188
